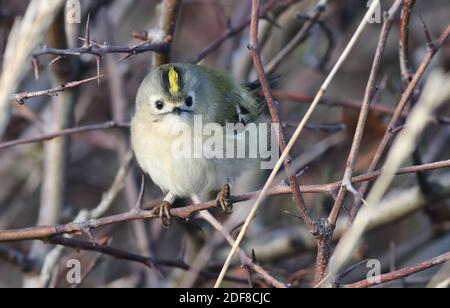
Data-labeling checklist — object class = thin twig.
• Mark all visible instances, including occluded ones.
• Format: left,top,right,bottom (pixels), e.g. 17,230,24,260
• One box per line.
342,252,450,288
399,0,416,83
12,75,103,104
326,71,450,286
1,159,448,244
249,0,316,231
265,0,328,75
33,41,169,59
199,211,287,288
47,236,248,285
319,0,403,282
0,121,129,151
0,245,34,273
189,0,278,64
350,24,450,219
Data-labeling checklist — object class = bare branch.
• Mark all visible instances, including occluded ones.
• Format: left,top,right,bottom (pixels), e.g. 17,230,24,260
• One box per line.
342,252,450,288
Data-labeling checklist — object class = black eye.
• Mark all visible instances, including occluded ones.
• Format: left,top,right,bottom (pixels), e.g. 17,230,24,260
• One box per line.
155,100,164,110
185,96,193,107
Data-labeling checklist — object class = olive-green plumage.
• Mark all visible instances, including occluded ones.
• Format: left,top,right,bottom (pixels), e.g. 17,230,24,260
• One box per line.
131,63,268,201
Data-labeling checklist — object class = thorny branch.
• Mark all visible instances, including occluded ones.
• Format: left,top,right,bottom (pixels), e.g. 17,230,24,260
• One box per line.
341,252,450,288
11,75,103,104
46,236,248,285
350,24,450,220
317,0,404,282
249,0,316,232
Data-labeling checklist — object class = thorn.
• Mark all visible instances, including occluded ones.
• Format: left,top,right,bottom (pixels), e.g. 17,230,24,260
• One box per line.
283,210,302,220
96,56,101,85
251,249,258,264
418,15,435,50
295,166,309,179
135,174,145,211
31,58,40,80
84,227,97,246
131,30,149,41
48,56,63,68
83,14,91,48
343,180,368,206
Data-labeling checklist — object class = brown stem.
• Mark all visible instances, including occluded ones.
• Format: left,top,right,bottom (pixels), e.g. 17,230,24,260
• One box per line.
342,252,450,288
315,0,404,283
350,24,450,219
189,0,278,64
250,0,316,232
47,236,248,285
153,0,183,66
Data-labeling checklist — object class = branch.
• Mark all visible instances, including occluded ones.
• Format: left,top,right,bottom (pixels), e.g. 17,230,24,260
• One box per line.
342,252,450,288
215,0,384,288
265,0,328,75
273,92,450,125
47,236,248,285
0,121,129,151
33,41,169,59
0,159,448,243
0,245,34,273
399,0,416,82
326,71,450,286
320,0,403,282
249,0,316,231
189,0,278,64
11,75,103,104
350,24,450,219
153,0,183,66
199,211,287,288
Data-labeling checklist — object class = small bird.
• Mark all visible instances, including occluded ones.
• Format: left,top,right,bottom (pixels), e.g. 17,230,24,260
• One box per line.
131,63,268,226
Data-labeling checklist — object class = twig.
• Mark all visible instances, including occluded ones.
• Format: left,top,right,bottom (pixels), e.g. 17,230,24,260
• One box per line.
326,71,450,286
25,9,79,288
0,159,449,243
153,0,183,66
32,41,169,59
342,252,450,288
11,75,103,104
199,211,287,288
0,245,34,273
101,12,152,259
265,0,328,75
320,0,403,282
399,0,416,83
0,121,129,151
350,24,450,219
0,0,65,139
249,0,315,231
214,0,382,288
47,236,247,285
189,0,278,64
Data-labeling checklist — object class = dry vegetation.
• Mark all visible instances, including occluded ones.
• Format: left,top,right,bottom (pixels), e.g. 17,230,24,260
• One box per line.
0,0,449,288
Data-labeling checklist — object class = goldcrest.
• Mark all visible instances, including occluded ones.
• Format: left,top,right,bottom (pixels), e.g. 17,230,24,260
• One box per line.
131,63,269,226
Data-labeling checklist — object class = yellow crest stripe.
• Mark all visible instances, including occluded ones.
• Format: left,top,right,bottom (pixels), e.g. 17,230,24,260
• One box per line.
168,66,180,95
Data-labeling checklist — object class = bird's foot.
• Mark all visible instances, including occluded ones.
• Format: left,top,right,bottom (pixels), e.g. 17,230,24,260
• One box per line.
152,201,172,228
216,183,233,214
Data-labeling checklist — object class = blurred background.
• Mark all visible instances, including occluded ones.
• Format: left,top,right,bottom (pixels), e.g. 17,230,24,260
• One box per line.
0,0,449,288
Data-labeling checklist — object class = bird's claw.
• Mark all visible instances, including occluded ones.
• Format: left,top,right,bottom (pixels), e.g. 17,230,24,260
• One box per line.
216,183,233,214
153,201,172,228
